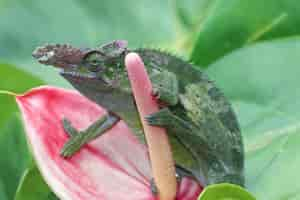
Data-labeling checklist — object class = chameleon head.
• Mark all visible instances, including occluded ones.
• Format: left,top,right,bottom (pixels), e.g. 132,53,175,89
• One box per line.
32,40,129,88
33,40,139,122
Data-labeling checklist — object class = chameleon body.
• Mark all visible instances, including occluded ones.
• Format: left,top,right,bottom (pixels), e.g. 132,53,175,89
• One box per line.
32,40,244,187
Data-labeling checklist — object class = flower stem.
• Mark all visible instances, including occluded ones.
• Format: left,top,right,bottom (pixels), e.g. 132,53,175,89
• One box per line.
0,90,18,96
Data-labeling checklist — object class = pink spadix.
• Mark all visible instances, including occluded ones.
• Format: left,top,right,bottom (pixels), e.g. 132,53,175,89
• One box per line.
125,53,177,200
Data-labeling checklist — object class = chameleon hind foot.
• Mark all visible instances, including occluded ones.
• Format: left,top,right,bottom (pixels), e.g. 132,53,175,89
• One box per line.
175,164,206,185
60,112,120,158
149,165,204,196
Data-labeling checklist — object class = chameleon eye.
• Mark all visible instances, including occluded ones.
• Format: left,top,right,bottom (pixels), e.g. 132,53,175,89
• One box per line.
88,63,100,72
84,51,105,72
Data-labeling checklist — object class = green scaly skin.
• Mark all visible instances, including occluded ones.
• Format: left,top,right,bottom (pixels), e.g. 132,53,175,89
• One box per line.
32,40,245,187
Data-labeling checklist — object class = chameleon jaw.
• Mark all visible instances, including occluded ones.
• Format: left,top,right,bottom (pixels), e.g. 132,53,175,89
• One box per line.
59,69,98,79
59,68,118,89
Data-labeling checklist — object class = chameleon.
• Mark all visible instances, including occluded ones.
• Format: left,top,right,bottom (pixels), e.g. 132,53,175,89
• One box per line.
32,40,244,188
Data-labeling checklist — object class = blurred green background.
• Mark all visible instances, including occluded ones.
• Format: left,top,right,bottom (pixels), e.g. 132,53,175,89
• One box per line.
1,0,300,199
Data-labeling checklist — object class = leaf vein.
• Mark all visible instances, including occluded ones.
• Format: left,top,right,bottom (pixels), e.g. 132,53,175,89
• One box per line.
246,13,288,44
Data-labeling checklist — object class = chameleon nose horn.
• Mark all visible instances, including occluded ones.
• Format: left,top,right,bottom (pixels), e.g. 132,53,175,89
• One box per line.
32,45,56,63
32,44,87,68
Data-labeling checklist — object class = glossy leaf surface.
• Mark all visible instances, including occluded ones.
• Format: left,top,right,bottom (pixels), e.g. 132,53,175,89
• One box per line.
206,38,300,199
190,0,300,67
0,63,43,199
198,183,255,200
15,165,59,200
0,0,174,85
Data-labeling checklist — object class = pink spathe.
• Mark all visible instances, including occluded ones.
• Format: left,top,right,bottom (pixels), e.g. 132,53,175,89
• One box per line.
16,86,202,200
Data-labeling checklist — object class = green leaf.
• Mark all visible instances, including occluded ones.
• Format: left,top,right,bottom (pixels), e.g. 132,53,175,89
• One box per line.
173,0,215,31
0,114,31,200
0,64,43,199
0,63,43,128
0,0,175,85
190,0,300,67
198,183,256,200
0,182,8,200
15,165,58,200
171,0,217,55
206,37,300,199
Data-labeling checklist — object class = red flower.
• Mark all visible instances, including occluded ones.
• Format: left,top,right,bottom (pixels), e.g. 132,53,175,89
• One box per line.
16,86,202,200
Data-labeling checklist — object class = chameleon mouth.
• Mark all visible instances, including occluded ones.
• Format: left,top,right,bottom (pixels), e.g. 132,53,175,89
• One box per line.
60,69,117,91
59,69,98,79
59,67,117,88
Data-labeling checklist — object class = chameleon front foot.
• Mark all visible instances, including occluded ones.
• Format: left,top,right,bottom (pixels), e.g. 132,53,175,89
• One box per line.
151,70,179,106
60,112,120,158
149,165,204,196
175,164,205,186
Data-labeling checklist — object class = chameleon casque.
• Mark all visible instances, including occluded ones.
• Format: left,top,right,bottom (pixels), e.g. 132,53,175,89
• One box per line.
32,40,244,189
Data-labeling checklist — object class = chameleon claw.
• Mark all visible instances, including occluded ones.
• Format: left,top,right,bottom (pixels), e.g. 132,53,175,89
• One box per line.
62,118,79,137
145,108,173,126
145,114,161,126
151,88,159,97
144,116,157,126
151,89,169,108
150,178,159,196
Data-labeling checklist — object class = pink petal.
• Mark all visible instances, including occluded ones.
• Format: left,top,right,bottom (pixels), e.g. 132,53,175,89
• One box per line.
16,86,202,200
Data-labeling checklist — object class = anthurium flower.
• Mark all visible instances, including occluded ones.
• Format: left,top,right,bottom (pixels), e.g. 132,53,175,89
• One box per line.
15,86,202,200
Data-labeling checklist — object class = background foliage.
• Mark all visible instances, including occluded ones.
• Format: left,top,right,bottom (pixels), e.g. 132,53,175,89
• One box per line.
0,0,300,199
